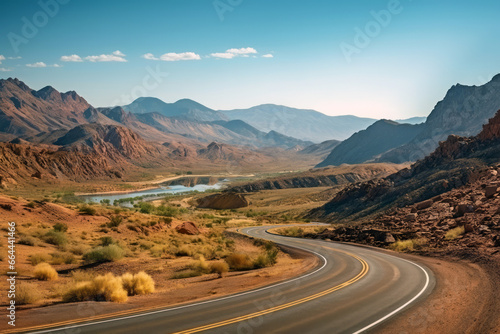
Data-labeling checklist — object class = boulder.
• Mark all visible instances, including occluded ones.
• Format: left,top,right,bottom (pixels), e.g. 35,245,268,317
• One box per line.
485,186,498,198
175,222,200,235
415,199,433,210
197,192,249,210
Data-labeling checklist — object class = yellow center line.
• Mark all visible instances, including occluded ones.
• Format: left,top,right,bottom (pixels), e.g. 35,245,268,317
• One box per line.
171,249,369,334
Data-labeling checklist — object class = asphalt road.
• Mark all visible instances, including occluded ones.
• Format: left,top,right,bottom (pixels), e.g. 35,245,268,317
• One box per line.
27,225,435,334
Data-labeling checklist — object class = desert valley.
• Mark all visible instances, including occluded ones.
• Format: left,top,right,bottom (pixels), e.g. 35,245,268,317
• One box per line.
1,1,500,333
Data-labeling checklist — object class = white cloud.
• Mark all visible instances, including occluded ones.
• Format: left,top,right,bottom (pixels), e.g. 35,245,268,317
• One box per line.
60,54,83,62
26,62,61,68
210,47,259,59
113,50,125,57
262,54,273,58
0,55,5,64
26,62,47,68
85,50,127,62
226,47,257,55
210,52,236,59
159,52,201,61
142,53,159,60
0,67,12,72
7,56,22,60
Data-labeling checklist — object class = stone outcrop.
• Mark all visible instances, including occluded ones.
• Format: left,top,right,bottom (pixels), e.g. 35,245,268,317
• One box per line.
196,192,249,210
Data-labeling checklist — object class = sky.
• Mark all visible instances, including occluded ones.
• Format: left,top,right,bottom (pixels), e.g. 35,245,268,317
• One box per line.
0,0,500,119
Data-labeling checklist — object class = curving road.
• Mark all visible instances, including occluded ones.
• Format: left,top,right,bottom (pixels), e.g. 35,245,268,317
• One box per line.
26,225,435,334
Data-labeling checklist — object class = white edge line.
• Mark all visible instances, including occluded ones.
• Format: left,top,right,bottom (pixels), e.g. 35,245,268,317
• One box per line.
29,227,328,334
351,256,431,334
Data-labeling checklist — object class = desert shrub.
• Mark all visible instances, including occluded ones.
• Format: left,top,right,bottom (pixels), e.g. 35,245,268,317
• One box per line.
70,270,95,282
190,255,209,273
120,271,155,295
107,215,123,228
139,202,154,214
29,253,51,266
26,201,36,208
15,284,41,305
445,226,465,240
33,263,58,281
225,253,254,270
210,261,229,278
83,245,125,263
50,252,76,265
70,244,90,255
63,273,127,303
279,227,304,237
171,270,203,279
389,238,427,252
53,223,68,232
174,245,192,257
78,204,96,215
155,205,179,217
99,236,116,247
43,230,67,246
18,235,37,246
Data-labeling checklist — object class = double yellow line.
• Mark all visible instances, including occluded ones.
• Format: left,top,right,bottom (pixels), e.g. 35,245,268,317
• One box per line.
172,249,369,334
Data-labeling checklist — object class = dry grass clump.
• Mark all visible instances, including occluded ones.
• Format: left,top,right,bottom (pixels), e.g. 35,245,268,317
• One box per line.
225,253,254,270
121,271,155,296
15,283,42,305
445,226,465,240
29,253,51,266
83,244,125,263
50,252,76,265
63,273,127,303
33,263,59,281
210,261,229,278
389,238,427,252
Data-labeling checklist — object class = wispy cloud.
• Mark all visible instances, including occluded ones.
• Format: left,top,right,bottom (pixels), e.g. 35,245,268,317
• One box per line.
0,55,5,64
26,62,61,68
142,53,158,60
210,47,258,59
143,52,201,61
262,54,274,58
85,50,127,62
0,67,12,72
60,54,83,62
7,56,22,60
26,62,47,68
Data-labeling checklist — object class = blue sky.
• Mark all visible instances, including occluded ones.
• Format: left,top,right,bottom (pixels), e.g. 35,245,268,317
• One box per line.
1,0,499,118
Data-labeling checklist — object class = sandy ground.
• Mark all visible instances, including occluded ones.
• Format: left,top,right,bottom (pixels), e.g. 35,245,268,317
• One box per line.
0,246,318,332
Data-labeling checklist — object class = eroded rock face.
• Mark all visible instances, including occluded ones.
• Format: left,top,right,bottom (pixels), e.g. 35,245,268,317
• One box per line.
175,222,200,235
196,192,249,210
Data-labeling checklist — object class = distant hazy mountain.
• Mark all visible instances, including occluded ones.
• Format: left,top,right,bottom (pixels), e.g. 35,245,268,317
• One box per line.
316,120,424,167
213,120,312,149
394,117,427,124
220,104,377,142
122,97,228,122
299,140,341,159
378,74,500,163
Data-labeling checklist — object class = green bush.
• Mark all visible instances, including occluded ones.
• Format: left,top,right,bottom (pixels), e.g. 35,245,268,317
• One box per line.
43,231,67,246
107,215,123,228
83,245,125,263
139,202,155,214
79,204,96,215
53,223,68,232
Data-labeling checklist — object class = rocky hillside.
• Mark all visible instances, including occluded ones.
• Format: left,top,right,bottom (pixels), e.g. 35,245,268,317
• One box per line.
228,163,404,193
378,74,500,163
316,120,423,167
298,140,341,159
0,78,91,139
310,110,500,223
0,142,123,187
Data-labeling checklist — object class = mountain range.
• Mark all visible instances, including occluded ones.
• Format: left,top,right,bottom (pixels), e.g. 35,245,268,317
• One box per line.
316,75,500,167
